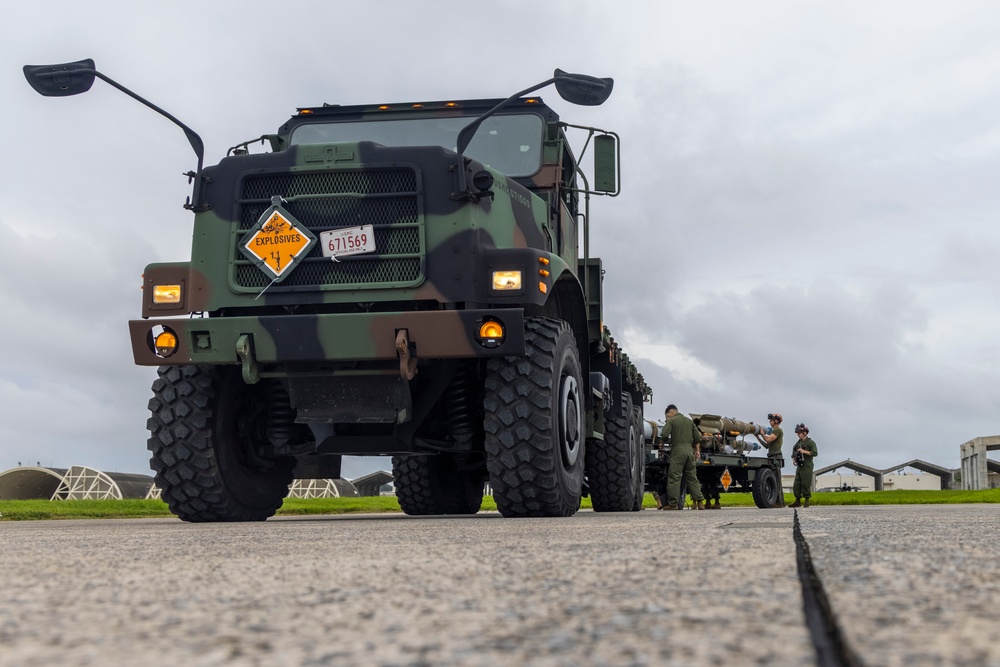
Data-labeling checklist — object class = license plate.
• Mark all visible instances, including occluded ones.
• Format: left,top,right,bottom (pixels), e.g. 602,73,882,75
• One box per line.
320,225,376,260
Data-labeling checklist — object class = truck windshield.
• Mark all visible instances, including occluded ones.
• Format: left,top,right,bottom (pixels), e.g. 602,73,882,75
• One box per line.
290,113,544,177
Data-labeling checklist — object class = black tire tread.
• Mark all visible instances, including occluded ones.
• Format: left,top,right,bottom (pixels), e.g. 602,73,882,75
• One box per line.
587,393,634,512
392,455,483,516
752,466,781,509
630,406,646,511
147,365,291,522
484,318,583,517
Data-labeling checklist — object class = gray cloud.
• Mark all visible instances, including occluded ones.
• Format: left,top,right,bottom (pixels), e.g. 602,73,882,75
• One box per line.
3,1,998,480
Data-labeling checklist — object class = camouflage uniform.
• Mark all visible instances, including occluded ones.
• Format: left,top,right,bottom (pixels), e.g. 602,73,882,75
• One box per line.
661,412,705,509
792,437,818,502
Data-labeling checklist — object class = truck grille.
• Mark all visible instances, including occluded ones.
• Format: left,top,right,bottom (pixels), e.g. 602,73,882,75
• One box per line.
233,168,423,290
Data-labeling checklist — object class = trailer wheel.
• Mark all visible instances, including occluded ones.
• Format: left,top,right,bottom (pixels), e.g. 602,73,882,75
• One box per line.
485,317,585,517
587,392,639,512
392,454,484,515
630,406,646,511
752,466,782,508
147,365,293,522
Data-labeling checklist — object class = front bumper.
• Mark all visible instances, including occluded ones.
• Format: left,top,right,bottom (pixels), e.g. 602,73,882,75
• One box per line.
129,308,525,366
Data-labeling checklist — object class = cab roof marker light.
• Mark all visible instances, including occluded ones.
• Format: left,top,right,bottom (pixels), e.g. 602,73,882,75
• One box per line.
538,257,550,265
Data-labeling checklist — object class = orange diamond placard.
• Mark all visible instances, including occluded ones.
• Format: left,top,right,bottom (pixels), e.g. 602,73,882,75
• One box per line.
240,200,316,282
720,467,732,491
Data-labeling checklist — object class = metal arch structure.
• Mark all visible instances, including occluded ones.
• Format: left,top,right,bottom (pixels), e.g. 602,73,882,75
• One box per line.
0,466,68,500
52,466,157,500
0,465,155,500
813,460,886,491
287,478,360,499
813,458,962,491
883,459,958,490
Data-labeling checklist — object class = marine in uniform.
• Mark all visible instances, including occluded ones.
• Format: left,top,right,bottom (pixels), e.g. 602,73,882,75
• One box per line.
660,404,706,511
789,423,818,507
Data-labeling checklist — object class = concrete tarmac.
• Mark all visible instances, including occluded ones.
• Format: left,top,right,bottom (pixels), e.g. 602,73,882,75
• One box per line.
0,504,996,666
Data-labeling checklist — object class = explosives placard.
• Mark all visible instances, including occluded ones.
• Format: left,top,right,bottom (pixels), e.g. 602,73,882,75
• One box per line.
240,200,316,282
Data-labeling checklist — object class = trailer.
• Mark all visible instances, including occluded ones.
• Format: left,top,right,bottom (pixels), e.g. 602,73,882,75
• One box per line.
644,413,785,509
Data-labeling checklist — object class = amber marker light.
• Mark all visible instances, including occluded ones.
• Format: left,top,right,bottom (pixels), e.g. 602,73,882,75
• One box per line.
152,284,182,304
538,282,548,294
492,270,522,291
477,319,505,349
154,330,178,357
479,321,504,339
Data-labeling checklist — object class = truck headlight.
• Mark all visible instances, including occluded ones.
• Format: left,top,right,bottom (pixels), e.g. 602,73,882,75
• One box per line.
492,270,522,291
152,284,182,304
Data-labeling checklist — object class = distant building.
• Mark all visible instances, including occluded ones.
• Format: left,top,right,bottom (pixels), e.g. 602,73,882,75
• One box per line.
0,465,155,500
352,470,395,497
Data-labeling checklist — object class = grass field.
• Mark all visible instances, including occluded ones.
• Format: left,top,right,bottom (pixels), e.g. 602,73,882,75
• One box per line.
1,488,997,521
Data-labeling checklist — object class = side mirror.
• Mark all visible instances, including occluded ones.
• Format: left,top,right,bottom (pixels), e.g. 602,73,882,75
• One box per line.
553,69,614,107
23,59,97,97
593,134,618,193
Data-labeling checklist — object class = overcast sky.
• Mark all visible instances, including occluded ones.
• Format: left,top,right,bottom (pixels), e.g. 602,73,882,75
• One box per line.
3,1,998,480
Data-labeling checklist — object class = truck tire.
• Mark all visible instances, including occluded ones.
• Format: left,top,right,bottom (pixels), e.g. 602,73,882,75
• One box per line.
147,365,293,522
752,466,782,508
587,393,639,512
630,405,646,511
484,317,585,517
392,454,483,515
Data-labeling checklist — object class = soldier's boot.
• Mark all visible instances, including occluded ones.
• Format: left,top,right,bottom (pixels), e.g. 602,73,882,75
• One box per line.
661,503,679,511
695,499,705,510
789,498,802,508
803,498,810,508
711,499,721,510
653,492,663,510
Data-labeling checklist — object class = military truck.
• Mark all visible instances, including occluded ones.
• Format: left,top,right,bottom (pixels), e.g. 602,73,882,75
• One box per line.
25,60,651,521
644,413,785,509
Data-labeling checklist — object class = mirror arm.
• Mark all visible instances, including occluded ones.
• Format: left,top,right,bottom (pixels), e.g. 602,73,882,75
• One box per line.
31,67,207,211
455,77,557,156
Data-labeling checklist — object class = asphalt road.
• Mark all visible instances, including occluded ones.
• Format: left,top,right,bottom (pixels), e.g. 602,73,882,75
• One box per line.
0,505,996,666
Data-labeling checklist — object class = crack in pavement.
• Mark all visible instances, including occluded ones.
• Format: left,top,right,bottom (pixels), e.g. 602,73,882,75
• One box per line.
794,509,864,667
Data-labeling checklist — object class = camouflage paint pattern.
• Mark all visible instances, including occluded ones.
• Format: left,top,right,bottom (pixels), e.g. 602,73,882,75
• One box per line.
130,97,648,399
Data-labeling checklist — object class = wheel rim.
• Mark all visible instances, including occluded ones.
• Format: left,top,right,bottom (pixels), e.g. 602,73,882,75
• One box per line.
763,470,778,503
559,373,582,467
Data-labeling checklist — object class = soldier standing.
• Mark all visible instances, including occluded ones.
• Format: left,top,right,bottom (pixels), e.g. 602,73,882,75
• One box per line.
759,412,786,507
659,404,706,511
789,424,818,507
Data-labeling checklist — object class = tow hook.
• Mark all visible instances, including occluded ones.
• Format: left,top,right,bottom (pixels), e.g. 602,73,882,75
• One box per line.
235,334,260,384
395,329,417,380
